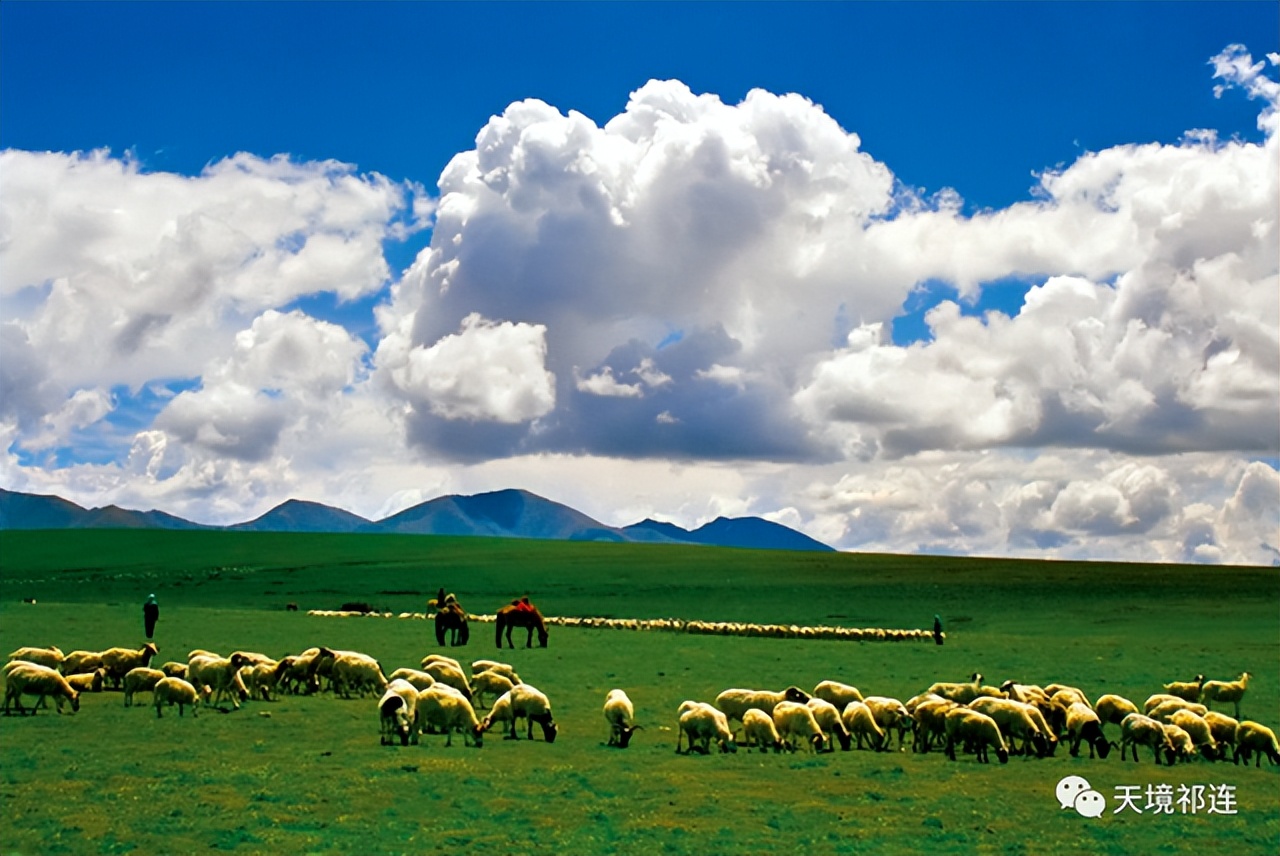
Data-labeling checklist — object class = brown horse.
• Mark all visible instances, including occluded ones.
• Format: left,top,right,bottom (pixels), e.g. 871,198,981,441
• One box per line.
495,604,548,649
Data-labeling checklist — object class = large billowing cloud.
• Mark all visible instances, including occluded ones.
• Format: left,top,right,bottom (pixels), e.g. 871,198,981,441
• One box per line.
1,47,1276,565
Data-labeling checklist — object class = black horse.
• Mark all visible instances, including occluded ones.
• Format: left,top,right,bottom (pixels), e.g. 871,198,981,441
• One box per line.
434,608,470,647
495,603,548,649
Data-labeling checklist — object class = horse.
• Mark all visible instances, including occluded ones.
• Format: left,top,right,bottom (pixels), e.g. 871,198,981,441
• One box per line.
495,603,549,649
435,608,470,647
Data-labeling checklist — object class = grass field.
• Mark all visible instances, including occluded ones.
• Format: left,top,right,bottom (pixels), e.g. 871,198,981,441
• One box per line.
1,530,1277,855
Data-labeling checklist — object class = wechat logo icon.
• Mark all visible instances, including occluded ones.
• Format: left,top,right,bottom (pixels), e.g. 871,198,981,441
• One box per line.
1057,775,1106,818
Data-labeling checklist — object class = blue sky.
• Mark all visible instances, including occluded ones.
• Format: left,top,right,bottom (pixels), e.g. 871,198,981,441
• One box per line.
1,2,1277,563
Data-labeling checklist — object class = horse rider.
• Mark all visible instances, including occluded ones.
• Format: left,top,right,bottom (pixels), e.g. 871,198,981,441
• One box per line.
513,595,536,614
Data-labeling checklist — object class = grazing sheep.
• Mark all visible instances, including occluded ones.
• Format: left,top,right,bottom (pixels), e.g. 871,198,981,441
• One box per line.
742,708,784,753
1049,688,1090,710
470,670,515,709
60,650,105,677
841,701,887,751
239,660,286,702
944,708,1009,764
863,696,913,750
604,689,641,748
65,669,106,694
386,668,438,692
1064,702,1112,759
904,691,948,714
1148,700,1208,723
415,684,484,747
420,654,463,672
100,644,160,689
1163,675,1205,703
2,663,80,715
1162,723,1198,762
813,680,864,709
379,679,420,746
1119,713,1176,765
1233,721,1280,767
420,659,473,700
123,667,166,707
1095,693,1140,727
714,686,812,732
277,648,332,695
927,673,989,704
1203,711,1240,749
6,646,65,671
968,698,1053,757
772,701,827,754
1168,709,1222,761
331,652,388,699
912,698,959,753
187,654,247,710
999,682,1049,707
482,684,558,742
1143,693,1186,713
153,677,208,718
1199,672,1252,719
677,701,736,754
471,660,522,685
160,661,189,679
806,698,851,751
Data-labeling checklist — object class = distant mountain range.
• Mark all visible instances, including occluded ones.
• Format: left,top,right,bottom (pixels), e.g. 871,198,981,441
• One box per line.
0,487,834,552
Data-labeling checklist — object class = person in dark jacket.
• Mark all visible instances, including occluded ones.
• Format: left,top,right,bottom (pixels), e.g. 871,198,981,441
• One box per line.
143,594,160,639
932,614,944,646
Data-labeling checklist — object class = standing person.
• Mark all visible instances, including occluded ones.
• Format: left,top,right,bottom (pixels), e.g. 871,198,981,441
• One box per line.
143,594,160,639
932,614,944,646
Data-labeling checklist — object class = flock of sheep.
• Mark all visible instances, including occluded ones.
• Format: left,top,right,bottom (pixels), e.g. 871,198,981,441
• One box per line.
3,641,1277,773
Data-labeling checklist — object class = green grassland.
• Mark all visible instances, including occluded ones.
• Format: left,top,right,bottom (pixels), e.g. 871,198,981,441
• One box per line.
1,530,1277,856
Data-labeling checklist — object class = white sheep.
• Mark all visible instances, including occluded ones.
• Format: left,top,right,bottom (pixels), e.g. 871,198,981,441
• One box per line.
926,673,987,704
772,701,827,754
998,682,1049,707
1203,711,1240,749
1142,693,1186,713
742,708,784,753
1233,720,1280,767
967,698,1053,757
240,660,286,702
153,676,208,718
386,668,438,692
841,701,886,751
1095,693,1139,727
1199,672,1252,719
187,654,247,710
2,663,80,714
379,679,420,746
420,659,473,700
470,670,515,709
160,661,189,679
862,696,913,750
123,667,166,707
1162,675,1204,703
677,701,736,754
1162,723,1198,762
471,659,522,685
807,698,851,751
943,708,1009,764
813,680,864,709
6,646,65,671
1148,699,1208,723
1168,709,1223,761
60,650,105,677
912,697,959,753
101,643,160,688
65,668,105,694
714,686,811,733
1064,702,1112,759
1119,713,1176,765
482,683,558,742
415,684,484,747
603,689,641,748
331,652,388,699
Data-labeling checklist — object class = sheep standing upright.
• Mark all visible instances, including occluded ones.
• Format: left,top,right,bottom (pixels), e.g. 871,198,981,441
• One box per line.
1199,672,1252,719
153,677,208,718
378,679,420,746
101,643,160,689
1162,675,1204,703
603,689,641,748
123,667,166,707
1233,721,1280,767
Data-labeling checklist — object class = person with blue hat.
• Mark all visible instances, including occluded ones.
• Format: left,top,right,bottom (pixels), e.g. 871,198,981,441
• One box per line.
143,594,159,639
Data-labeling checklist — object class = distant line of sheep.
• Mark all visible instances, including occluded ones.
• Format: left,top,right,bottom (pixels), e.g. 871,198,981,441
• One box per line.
305,610,941,642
